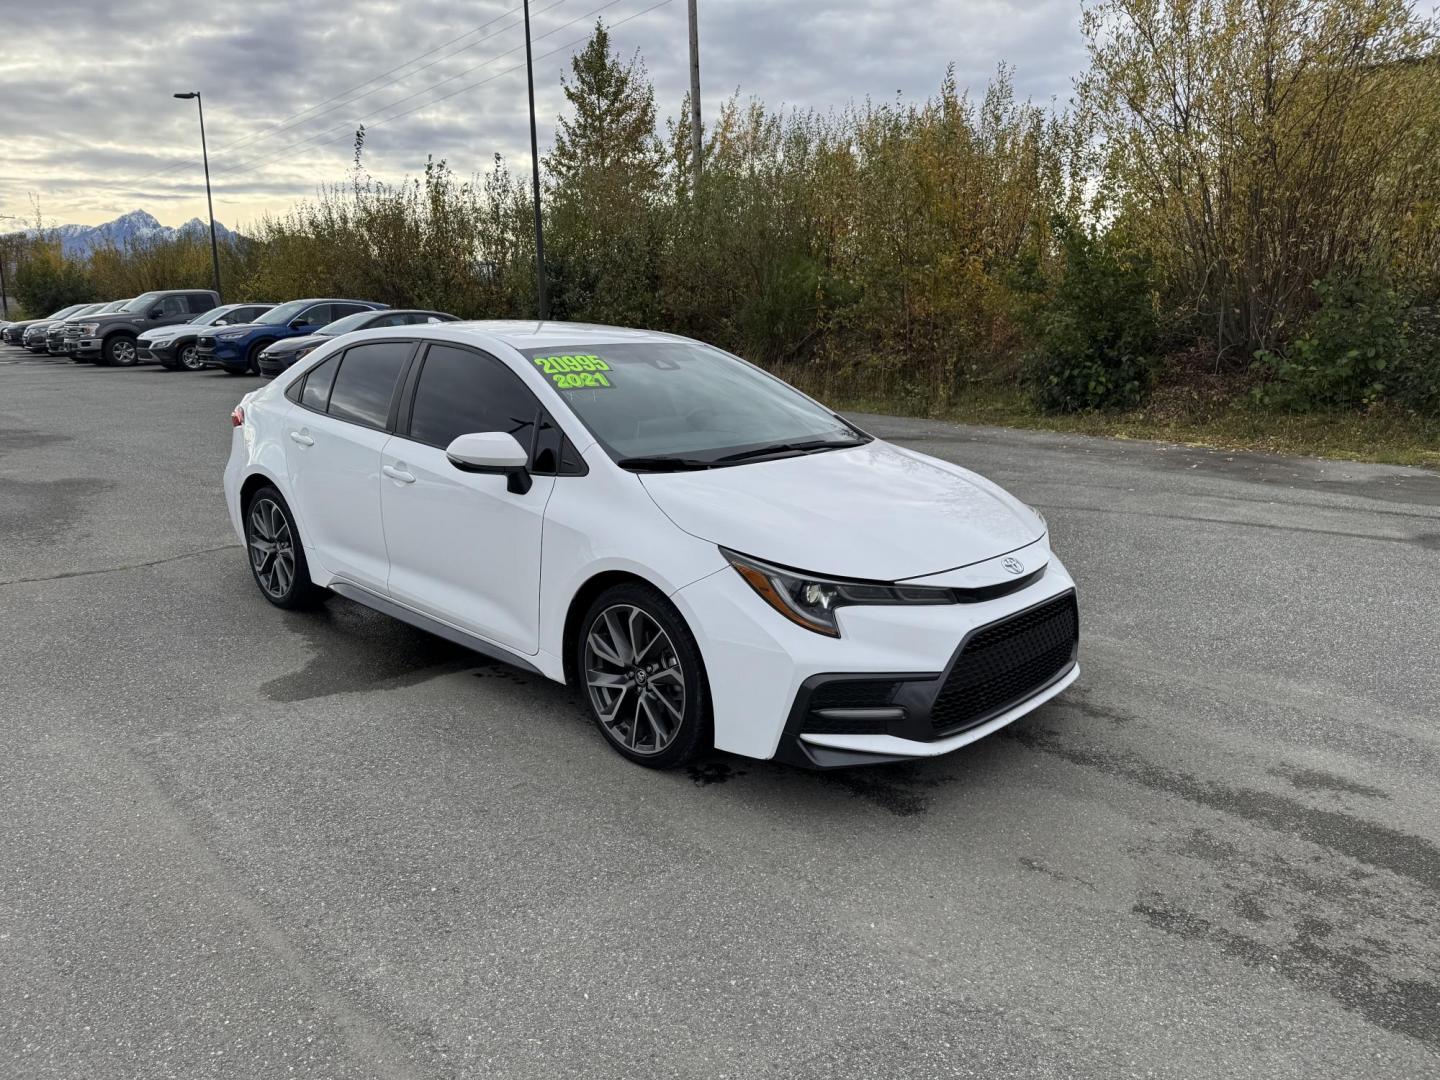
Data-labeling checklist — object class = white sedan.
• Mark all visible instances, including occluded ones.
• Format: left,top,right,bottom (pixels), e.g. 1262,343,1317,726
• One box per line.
224,322,1079,769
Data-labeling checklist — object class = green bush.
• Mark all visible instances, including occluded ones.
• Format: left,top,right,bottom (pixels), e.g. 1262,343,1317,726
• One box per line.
1024,220,1159,412
1254,272,1438,413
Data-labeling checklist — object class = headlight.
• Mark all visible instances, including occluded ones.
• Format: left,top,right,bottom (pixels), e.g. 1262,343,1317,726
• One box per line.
216,329,246,339
78,322,100,335
722,548,953,637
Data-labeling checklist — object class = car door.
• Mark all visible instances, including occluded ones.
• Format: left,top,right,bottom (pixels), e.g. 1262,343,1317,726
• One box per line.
283,340,414,591
380,342,557,654
153,294,192,328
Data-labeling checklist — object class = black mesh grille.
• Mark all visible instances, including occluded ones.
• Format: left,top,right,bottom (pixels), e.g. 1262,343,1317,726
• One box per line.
808,680,897,710
929,592,1077,734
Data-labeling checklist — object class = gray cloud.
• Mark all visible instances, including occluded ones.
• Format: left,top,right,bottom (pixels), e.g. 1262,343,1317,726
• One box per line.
0,0,1086,229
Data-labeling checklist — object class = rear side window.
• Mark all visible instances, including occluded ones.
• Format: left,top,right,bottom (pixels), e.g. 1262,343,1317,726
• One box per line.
298,355,339,411
407,344,539,453
327,341,411,429
186,293,214,313
330,303,369,319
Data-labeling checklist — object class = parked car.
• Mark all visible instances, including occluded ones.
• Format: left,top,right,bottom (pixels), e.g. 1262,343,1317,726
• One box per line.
139,303,278,370
224,322,1077,770
28,302,109,352
197,298,387,375
49,299,132,355
256,309,458,378
66,288,220,365
4,304,89,347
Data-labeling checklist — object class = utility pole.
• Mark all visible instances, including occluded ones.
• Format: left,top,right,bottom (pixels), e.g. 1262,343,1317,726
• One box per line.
687,0,703,181
0,239,9,319
522,0,549,320
173,91,224,304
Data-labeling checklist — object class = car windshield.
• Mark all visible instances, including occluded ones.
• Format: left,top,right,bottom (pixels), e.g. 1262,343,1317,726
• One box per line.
255,300,313,326
100,299,132,313
128,291,162,311
192,305,244,326
518,341,868,466
315,311,377,335
47,305,81,318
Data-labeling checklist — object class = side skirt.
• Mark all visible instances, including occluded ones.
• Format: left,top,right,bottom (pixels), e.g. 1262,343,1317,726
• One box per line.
329,582,543,676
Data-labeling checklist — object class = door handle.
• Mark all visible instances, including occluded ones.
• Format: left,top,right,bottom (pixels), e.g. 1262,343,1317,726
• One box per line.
289,431,314,447
383,464,416,484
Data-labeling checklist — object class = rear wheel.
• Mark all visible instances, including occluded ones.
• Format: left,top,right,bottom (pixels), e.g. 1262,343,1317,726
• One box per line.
243,486,323,609
103,334,137,366
578,583,711,769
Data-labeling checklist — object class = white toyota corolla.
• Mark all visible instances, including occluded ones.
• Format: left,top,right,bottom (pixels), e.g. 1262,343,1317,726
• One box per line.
224,321,1079,769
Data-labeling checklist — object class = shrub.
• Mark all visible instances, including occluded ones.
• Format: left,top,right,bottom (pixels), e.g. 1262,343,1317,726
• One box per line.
1024,220,1159,412
1254,271,1438,413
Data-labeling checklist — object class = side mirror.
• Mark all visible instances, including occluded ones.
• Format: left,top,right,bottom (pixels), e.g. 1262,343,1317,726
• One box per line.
288,318,309,330
445,432,532,494
149,307,165,318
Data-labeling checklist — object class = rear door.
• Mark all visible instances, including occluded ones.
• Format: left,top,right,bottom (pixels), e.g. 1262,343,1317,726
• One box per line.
282,340,415,591
380,343,556,654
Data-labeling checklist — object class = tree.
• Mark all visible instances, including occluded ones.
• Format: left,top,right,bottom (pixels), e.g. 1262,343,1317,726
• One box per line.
543,21,665,324
1081,0,1440,361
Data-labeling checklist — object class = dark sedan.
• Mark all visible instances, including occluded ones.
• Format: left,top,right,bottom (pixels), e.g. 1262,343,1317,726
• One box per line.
255,308,458,378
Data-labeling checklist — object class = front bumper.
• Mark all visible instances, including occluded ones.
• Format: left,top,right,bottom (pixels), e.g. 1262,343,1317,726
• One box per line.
72,337,103,357
198,337,248,369
138,339,176,363
671,550,1080,764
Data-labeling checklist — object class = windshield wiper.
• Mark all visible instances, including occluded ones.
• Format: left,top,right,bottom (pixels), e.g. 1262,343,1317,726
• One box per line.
711,437,866,464
615,455,714,472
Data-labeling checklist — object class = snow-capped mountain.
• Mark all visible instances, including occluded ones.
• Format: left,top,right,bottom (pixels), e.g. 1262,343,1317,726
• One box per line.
30,210,238,259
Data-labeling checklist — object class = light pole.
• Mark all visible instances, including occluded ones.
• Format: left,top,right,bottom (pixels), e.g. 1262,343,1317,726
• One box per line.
173,91,223,304
521,0,548,320
687,0,702,181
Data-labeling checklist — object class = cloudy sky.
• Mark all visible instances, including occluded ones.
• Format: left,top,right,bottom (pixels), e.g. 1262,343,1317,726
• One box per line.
0,0,1086,231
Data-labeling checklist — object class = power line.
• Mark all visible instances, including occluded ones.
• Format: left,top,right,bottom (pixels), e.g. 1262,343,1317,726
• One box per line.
217,0,666,180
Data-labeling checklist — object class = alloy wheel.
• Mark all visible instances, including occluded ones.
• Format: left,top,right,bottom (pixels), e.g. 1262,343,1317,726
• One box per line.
247,497,296,600
584,604,686,756
180,343,203,370
111,338,136,365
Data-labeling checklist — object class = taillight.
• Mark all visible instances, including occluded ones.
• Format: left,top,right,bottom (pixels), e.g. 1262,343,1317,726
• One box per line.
230,406,245,428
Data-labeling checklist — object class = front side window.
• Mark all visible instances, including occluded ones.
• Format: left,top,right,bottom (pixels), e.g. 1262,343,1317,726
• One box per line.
407,344,539,454
517,341,865,465
326,341,411,429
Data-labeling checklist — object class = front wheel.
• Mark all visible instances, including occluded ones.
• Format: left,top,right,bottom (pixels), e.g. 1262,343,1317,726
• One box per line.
243,486,323,609
177,341,205,371
578,583,711,768
103,334,138,366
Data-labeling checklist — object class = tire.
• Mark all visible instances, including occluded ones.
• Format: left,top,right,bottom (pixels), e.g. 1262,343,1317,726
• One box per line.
237,340,271,375
242,486,323,609
176,340,206,371
577,582,711,769
103,333,138,366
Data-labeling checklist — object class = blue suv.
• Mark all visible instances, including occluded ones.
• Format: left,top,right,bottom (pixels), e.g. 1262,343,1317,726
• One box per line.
197,298,387,375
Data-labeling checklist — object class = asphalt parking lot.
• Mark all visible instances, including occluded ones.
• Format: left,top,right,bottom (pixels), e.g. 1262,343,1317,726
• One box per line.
2,351,1438,1079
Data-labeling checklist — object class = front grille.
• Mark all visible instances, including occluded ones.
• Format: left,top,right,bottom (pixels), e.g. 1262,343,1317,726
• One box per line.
929,592,1077,735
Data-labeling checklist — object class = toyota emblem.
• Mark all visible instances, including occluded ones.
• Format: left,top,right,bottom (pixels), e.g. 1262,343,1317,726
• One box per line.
1002,557,1025,575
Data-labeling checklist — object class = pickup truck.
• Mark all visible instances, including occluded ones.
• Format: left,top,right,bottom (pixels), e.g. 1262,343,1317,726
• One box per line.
65,289,220,365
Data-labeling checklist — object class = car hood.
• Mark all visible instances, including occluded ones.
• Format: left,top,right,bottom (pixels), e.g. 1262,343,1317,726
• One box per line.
637,440,1044,581
140,323,197,342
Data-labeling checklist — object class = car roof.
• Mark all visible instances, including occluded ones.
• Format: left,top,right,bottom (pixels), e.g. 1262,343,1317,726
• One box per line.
440,320,683,350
